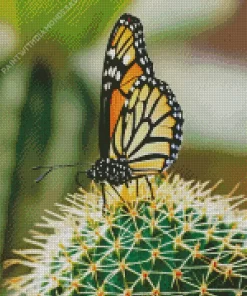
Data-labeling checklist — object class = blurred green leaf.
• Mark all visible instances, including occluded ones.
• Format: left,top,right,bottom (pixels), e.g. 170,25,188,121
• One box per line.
15,0,131,51
0,0,19,31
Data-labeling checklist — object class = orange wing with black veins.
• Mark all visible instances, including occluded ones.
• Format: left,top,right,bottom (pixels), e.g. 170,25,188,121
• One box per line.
99,13,154,159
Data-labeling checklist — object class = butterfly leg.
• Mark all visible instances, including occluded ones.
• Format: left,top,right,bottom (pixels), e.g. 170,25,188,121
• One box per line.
136,179,139,197
110,184,125,204
101,182,107,215
162,170,168,180
145,176,154,200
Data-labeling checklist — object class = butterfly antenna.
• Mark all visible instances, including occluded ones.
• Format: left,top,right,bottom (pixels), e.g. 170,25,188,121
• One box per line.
32,163,87,183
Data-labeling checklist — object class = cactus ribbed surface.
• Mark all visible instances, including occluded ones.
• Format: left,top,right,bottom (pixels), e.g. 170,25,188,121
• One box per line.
4,176,247,295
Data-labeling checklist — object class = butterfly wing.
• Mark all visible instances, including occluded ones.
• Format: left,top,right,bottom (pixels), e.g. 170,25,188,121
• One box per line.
110,76,183,175
99,13,154,159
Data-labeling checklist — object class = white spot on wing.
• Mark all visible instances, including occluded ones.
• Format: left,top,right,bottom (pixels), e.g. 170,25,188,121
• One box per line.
112,66,117,77
116,71,121,81
123,54,131,65
108,67,112,76
108,48,115,59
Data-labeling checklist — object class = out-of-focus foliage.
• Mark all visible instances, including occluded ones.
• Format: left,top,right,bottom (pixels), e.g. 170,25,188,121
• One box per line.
0,0,19,30
1,0,131,52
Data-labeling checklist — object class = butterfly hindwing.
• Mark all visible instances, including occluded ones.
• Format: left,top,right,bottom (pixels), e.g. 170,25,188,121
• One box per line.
99,13,154,159
110,76,183,176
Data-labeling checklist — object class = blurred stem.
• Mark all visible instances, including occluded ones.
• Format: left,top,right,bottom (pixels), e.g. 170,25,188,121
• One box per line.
3,58,53,260
2,58,99,272
0,65,28,280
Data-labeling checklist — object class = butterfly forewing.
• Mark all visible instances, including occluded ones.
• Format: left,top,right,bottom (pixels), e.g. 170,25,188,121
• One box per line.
99,13,154,159
110,76,183,176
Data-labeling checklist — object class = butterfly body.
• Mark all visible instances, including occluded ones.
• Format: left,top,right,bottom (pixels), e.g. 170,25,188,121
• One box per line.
87,157,132,186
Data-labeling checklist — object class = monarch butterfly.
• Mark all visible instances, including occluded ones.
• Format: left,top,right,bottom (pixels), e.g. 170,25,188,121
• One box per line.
86,13,183,204
34,13,183,209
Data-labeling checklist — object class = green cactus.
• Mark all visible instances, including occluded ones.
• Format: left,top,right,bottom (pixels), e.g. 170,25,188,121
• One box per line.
4,175,247,295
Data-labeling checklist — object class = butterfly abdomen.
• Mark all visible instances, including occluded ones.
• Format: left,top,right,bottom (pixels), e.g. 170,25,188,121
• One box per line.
87,158,132,186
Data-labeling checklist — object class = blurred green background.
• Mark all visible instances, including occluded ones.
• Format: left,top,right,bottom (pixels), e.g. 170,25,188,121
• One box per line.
0,0,247,291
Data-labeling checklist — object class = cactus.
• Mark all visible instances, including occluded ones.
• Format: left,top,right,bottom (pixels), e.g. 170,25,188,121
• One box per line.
4,175,247,295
